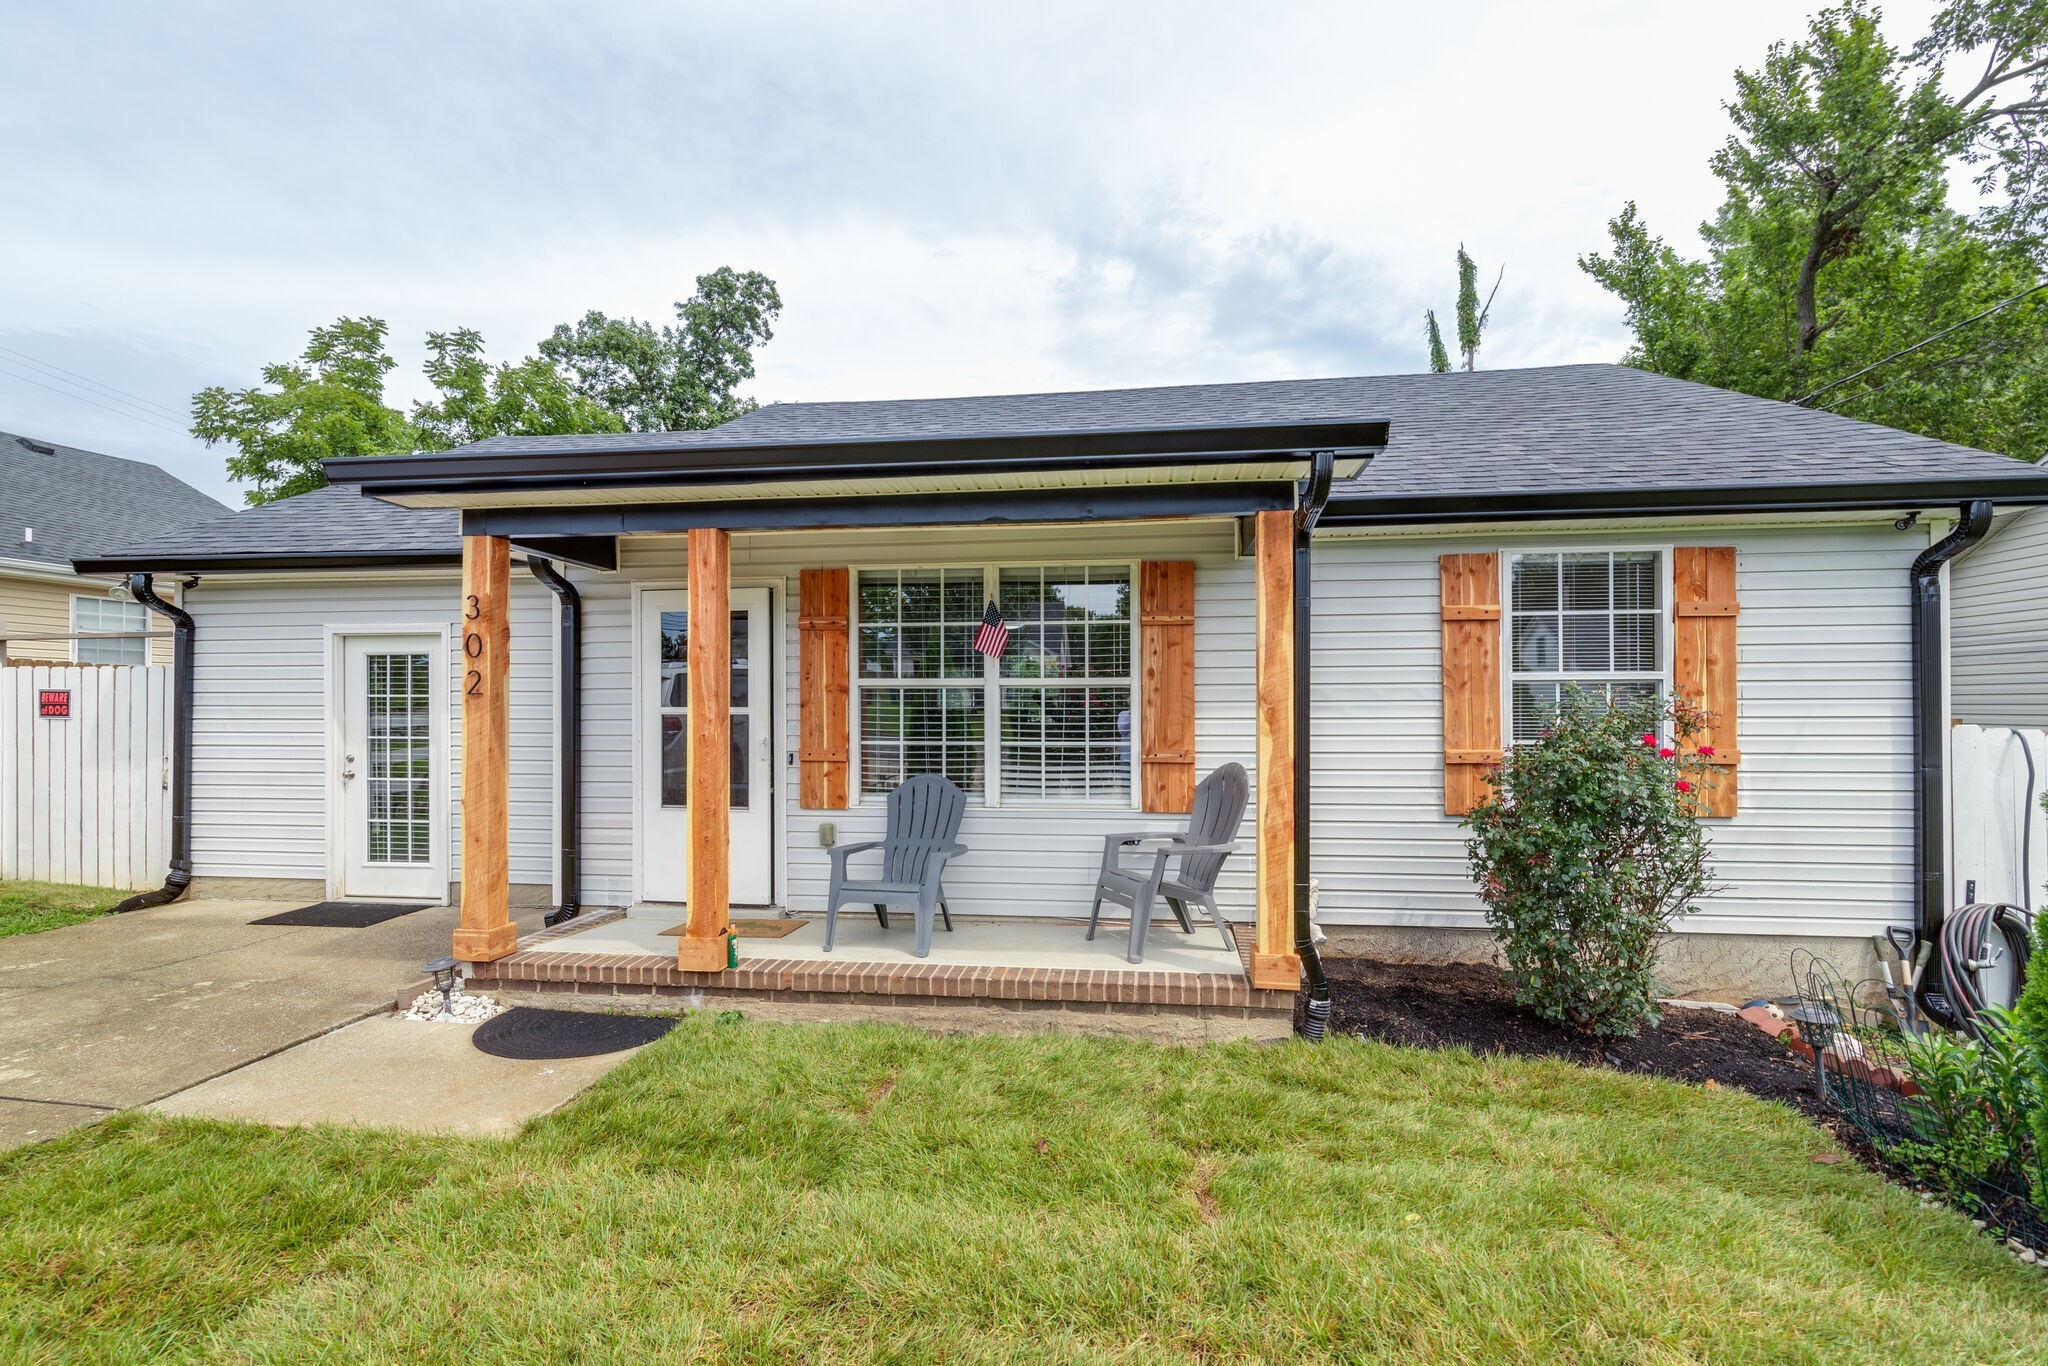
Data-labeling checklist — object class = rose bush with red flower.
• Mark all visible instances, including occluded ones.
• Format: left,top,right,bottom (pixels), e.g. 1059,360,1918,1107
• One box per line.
1463,691,1720,1038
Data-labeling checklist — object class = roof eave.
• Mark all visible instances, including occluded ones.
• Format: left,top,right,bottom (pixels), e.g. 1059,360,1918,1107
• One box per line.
321,418,1391,497
1320,475,2048,526
69,550,465,576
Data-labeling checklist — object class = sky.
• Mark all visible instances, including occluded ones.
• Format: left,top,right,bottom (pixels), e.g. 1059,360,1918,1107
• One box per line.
2,0,1949,507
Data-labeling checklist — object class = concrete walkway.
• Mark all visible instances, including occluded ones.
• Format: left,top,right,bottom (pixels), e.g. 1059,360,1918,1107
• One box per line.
0,897,543,1149
150,1013,646,1137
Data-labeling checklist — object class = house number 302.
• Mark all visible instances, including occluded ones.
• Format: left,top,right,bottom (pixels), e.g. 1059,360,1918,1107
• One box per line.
463,594,484,696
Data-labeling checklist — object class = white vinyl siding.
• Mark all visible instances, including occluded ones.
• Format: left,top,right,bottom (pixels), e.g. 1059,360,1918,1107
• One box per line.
181,574,555,890
576,522,1250,919
1309,521,1921,939
1951,508,2048,729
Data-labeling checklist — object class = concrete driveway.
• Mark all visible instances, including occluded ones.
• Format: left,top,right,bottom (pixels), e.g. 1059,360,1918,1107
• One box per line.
0,897,545,1150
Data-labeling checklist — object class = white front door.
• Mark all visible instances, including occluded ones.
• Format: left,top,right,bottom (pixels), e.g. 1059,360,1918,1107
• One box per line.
337,634,444,901
638,587,774,905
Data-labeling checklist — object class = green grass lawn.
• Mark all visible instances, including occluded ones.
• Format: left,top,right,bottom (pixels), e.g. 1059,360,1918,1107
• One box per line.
0,879,131,939
2,1018,2043,1364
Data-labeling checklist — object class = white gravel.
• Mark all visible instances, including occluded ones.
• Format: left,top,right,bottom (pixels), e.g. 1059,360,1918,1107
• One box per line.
404,985,505,1024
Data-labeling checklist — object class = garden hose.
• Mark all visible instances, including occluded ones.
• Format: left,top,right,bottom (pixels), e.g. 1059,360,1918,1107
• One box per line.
1937,900,2033,1040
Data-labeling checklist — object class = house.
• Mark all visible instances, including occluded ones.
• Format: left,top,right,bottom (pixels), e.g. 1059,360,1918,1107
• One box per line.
1,430,227,666
74,364,2048,1031
1952,505,2048,731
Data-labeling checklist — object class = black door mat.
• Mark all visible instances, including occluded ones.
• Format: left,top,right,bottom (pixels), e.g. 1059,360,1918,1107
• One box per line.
472,1007,676,1060
250,901,436,928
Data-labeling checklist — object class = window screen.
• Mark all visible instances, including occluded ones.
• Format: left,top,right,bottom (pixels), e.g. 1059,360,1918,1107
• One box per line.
1507,551,1664,742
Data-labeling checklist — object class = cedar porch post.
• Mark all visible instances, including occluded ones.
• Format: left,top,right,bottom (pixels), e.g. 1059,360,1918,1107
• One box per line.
1251,508,1302,990
677,527,733,971
453,534,518,962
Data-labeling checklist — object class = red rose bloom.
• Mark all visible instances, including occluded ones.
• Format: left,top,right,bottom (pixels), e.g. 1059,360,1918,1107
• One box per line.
1658,747,1675,759
1698,745,1716,757
1641,733,1657,746
1675,779,1693,793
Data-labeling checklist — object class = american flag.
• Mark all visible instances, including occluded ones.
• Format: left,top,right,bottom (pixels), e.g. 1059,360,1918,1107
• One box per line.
972,600,1009,658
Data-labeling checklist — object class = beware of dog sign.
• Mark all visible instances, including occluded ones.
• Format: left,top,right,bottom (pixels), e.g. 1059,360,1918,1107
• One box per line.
38,689,70,718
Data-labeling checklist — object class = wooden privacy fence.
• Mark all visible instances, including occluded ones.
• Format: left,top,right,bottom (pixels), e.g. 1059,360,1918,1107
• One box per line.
1,664,171,888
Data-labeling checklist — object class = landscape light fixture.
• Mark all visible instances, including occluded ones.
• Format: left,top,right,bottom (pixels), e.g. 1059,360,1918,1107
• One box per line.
423,956,460,1019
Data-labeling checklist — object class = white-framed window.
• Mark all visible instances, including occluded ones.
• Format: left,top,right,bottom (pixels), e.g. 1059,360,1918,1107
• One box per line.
1505,549,1666,743
854,564,1136,805
71,594,150,666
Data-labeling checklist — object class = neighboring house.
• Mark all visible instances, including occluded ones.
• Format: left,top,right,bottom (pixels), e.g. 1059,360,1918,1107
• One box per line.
1,430,227,665
1951,505,2048,730
76,364,2048,1008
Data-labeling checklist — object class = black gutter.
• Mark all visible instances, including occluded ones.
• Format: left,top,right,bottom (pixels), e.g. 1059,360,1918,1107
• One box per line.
1321,476,2048,526
528,558,583,928
1912,501,1995,1029
320,418,1388,498
71,551,463,576
112,574,194,913
1294,450,1339,1042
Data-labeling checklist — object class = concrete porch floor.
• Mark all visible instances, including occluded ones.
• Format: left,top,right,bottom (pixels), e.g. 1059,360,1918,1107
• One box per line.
571,904,1248,976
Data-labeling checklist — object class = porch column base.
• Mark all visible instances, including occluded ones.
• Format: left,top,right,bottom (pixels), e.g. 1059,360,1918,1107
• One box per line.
675,930,731,973
1250,951,1302,992
453,922,520,964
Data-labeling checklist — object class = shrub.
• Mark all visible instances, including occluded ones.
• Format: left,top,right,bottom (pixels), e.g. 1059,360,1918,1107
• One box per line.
1463,691,1717,1038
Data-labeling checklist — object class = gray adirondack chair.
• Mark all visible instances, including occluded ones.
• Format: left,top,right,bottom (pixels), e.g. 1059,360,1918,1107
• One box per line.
824,774,968,958
1088,762,1247,964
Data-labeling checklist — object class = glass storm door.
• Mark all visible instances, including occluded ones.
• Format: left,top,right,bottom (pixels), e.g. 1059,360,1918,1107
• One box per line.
339,635,442,901
638,587,774,905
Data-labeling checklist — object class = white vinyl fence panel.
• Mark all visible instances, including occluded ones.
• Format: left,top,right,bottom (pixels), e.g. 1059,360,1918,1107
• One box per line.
1,664,171,888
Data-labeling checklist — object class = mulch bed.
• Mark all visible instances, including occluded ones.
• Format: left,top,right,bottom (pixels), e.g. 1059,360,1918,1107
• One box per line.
1319,957,1824,1118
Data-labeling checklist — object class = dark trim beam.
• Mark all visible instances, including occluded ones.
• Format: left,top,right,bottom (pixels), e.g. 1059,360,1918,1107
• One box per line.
70,551,464,575
507,535,618,572
1323,476,2048,526
459,483,1296,538
322,419,1387,497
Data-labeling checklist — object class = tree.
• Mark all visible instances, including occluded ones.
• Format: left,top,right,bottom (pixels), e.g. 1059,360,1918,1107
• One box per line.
194,266,782,503
539,266,782,431
191,317,420,504
1425,310,1451,372
410,328,624,450
1581,2,2048,459
1421,245,1502,371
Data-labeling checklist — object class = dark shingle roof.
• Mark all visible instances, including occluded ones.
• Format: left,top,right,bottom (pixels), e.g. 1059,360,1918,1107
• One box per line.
712,364,2045,501
1,430,228,570
76,364,2048,568
70,484,459,573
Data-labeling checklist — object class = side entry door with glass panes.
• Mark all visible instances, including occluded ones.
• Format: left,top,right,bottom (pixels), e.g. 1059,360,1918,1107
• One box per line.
338,634,443,901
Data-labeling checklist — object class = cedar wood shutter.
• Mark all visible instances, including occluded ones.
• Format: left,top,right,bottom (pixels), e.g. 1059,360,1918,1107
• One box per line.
798,568,850,808
1673,546,1740,817
1440,553,1503,816
1139,561,1197,812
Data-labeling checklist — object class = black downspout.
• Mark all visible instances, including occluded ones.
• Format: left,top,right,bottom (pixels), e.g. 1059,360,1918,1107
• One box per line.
1911,500,1994,1029
1294,450,1339,1041
112,573,193,913
529,557,582,927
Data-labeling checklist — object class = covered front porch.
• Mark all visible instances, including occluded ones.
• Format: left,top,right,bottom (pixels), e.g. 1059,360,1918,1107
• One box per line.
324,415,1387,1025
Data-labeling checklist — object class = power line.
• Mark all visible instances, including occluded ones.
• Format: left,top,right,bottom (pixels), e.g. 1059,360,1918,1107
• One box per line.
0,357,189,435
0,343,187,422
1794,281,2048,406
